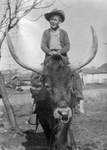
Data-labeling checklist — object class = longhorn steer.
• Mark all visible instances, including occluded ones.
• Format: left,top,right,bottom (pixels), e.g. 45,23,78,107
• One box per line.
6,26,98,150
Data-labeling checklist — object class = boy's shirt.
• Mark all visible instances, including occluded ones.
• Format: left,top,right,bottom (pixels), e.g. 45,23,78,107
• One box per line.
50,28,62,50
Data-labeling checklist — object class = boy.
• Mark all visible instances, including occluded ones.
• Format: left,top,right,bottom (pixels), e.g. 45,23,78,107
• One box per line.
41,8,70,66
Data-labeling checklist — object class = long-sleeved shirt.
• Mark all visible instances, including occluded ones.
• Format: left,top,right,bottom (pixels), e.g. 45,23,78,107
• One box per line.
41,28,70,55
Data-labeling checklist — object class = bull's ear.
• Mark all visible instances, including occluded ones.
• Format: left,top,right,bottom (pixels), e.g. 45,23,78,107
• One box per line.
69,26,98,72
6,31,43,74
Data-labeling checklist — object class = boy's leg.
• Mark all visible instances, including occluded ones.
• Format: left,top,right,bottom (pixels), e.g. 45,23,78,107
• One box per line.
77,98,84,114
30,72,42,113
73,72,84,114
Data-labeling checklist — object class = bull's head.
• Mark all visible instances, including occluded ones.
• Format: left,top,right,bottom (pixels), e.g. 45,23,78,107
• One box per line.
41,61,74,123
6,26,98,122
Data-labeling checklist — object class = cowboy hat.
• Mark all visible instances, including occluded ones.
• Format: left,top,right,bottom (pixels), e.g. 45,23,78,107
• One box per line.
44,8,65,22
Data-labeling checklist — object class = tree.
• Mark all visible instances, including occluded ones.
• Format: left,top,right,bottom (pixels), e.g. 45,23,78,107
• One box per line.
0,0,55,133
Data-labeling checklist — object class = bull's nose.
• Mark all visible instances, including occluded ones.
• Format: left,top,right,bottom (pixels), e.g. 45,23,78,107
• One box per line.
53,107,72,121
58,110,68,116
58,110,69,122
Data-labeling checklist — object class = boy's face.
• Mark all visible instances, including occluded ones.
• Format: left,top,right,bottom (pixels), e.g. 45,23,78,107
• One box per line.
49,15,61,29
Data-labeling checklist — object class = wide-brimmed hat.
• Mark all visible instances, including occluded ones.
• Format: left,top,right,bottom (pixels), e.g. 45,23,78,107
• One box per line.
44,8,65,22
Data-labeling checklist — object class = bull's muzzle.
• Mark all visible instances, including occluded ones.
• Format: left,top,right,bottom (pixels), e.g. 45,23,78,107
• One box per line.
53,107,72,123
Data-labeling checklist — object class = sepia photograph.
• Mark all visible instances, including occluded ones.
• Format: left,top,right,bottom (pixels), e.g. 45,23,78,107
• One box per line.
0,0,107,149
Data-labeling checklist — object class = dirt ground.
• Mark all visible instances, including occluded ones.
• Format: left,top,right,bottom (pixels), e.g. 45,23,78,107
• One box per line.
0,85,107,150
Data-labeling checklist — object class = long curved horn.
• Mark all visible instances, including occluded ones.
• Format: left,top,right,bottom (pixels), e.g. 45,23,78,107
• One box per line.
6,31,43,74
69,26,98,72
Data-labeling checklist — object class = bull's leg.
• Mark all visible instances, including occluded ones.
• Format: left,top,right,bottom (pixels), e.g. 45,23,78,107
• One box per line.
67,126,79,150
37,112,51,144
49,122,69,150
48,132,57,150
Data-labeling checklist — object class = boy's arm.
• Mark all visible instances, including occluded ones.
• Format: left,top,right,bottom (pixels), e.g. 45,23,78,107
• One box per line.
41,31,50,54
60,31,70,54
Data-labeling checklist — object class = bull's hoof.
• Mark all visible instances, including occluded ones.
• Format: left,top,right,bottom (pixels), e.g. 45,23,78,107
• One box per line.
72,148,79,150
72,147,79,150
66,146,79,150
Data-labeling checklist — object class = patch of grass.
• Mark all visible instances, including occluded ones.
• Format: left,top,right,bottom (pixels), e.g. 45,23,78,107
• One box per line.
83,83,107,90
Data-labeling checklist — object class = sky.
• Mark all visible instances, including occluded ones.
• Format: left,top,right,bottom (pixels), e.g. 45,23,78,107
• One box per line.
1,0,107,72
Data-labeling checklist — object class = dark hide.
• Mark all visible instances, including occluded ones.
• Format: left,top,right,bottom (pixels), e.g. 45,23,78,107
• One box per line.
36,56,78,150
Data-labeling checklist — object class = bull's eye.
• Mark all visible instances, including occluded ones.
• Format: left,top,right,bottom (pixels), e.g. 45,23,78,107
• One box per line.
45,83,51,90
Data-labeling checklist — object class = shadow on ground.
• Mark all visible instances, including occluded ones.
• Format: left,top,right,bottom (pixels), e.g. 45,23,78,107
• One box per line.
22,129,48,150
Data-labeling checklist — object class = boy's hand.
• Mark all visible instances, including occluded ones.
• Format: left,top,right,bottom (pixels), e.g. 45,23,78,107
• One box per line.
48,49,61,56
49,51,57,56
56,50,61,55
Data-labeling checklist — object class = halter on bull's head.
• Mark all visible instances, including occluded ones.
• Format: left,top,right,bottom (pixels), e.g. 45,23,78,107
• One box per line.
6,26,98,150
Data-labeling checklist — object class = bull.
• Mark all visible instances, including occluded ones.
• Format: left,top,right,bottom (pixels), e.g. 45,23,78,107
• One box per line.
6,26,98,150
